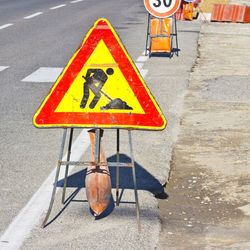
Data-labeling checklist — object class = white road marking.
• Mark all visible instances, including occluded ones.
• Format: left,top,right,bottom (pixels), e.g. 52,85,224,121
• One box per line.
140,69,148,78
0,24,13,30
136,56,148,62
135,61,148,78
0,129,90,250
135,62,144,70
50,4,66,10
70,0,84,3
0,66,9,72
21,67,63,82
24,12,43,19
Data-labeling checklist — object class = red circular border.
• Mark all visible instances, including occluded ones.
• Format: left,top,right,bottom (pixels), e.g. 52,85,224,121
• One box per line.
144,0,181,18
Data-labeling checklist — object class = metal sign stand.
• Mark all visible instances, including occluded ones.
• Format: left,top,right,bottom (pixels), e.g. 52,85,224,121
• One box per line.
41,128,141,232
145,13,179,57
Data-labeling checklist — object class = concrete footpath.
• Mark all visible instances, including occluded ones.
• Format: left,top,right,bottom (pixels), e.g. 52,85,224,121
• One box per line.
158,19,250,248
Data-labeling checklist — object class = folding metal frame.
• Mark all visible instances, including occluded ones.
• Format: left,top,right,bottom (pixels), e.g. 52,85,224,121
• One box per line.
41,128,141,232
145,13,179,57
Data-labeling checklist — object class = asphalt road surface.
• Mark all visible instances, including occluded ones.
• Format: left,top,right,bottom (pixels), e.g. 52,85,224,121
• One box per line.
0,0,199,249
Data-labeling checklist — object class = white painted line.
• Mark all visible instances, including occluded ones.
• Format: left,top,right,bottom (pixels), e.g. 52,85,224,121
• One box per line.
50,4,66,10
70,0,84,3
135,62,144,71
140,69,148,78
21,67,63,82
0,66,9,72
0,129,90,250
135,62,148,78
0,24,14,30
136,56,148,62
24,12,43,19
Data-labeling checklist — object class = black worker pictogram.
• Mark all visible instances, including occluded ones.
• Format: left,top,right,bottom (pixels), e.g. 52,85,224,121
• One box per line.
80,68,114,109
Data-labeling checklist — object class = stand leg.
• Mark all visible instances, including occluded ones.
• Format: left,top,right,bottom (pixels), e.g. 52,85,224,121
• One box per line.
41,129,67,228
170,16,173,57
62,128,74,204
128,130,141,232
116,129,120,206
174,14,179,56
145,13,150,56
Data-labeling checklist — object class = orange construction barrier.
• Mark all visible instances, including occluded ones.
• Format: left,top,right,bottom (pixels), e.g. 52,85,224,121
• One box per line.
211,4,225,22
236,5,250,23
145,14,178,57
150,18,171,53
222,4,238,22
176,0,197,20
211,4,250,23
183,2,194,20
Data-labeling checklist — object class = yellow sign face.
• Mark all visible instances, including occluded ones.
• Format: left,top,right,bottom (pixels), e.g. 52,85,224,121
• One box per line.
55,40,144,114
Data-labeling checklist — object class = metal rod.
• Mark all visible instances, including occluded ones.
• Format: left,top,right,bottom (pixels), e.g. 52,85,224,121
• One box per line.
145,13,150,56
160,18,163,35
116,129,120,206
174,14,179,56
94,129,101,162
60,161,133,167
41,128,67,228
62,128,74,204
128,130,141,233
148,14,152,57
150,34,172,38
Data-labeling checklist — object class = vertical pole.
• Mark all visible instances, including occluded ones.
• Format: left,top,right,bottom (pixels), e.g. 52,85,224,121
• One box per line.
62,128,74,204
116,129,120,206
170,15,173,57
145,13,150,56
41,128,67,228
128,130,141,232
174,14,179,56
94,129,101,162
160,18,163,35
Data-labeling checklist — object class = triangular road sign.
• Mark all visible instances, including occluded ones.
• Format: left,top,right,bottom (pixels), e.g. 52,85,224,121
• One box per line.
33,18,167,130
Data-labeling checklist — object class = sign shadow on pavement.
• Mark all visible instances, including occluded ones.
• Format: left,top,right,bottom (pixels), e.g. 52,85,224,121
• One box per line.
44,154,169,224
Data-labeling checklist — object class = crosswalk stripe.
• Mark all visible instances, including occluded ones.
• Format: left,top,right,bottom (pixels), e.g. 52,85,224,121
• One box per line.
135,63,148,78
136,56,148,62
70,0,84,3
21,65,148,83
21,67,63,82
0,66,9,72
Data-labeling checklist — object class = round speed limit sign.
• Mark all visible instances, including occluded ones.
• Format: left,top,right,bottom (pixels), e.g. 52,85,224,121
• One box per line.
144,0,181,18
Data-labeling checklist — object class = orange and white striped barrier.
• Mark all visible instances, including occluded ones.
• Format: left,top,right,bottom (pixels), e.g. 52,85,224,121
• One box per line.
211,4,250,23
